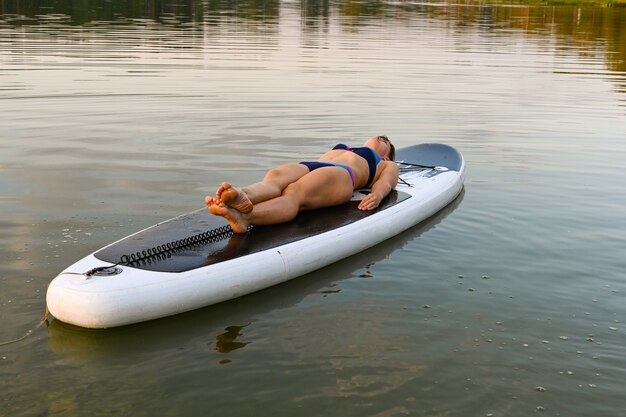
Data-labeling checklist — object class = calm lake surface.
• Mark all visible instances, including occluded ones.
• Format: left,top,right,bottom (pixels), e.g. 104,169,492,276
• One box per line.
1,1,625,416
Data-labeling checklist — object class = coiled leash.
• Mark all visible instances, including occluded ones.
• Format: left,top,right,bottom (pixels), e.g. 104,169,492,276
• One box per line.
65,224,249,279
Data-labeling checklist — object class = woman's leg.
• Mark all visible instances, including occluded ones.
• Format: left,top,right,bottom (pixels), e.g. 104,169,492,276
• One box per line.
209,166,354,232
213,163,310,213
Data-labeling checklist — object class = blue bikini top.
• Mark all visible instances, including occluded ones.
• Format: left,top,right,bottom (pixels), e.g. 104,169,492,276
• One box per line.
332,144,381,187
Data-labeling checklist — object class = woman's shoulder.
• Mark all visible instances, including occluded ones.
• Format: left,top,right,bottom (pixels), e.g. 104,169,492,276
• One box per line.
380,159,399,168
378,160,400,174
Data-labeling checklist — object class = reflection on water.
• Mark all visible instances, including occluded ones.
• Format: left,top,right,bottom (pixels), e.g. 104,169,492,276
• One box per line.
1,0,625,81
214,325,250,355
1,1,626,416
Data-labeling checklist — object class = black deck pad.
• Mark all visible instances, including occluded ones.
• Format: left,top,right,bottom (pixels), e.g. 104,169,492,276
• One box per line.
95,190,410,273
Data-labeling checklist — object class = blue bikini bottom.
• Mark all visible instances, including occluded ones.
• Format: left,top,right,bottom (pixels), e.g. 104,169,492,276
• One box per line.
299,161,355,185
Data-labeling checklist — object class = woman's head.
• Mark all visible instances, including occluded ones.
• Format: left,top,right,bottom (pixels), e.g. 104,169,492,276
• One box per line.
365,135,395,161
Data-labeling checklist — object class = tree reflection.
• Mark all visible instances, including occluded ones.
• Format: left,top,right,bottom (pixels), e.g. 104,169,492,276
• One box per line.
1,0,624,86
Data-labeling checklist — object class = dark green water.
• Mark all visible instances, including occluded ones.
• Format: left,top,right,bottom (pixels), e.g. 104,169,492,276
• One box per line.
1,1,625,416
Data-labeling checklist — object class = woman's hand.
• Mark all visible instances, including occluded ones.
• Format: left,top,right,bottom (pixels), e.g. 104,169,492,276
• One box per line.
357,161,399,210
357,192,383,210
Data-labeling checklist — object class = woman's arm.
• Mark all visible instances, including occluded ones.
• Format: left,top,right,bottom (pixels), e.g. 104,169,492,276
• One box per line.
357,161,400,211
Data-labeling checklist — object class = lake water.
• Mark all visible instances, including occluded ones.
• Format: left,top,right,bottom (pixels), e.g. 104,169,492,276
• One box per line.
1,1,625,416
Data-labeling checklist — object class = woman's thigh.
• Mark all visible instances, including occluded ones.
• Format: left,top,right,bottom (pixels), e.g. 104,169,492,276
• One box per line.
263,162,310,188
287,166,354,211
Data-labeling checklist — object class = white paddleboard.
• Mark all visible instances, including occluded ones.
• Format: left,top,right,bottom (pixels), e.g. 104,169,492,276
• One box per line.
47,143,465,328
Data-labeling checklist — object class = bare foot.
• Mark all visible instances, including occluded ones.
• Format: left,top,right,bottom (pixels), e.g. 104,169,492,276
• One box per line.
205,197,250,233
216,182,253,214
